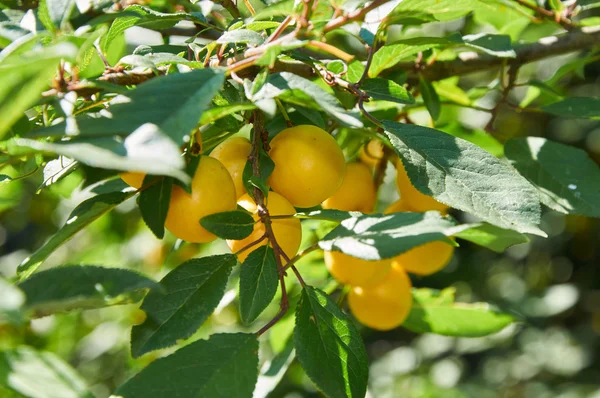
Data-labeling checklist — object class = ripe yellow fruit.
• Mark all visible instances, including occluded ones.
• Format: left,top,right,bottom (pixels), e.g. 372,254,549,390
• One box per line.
268,125,346,208
322,162,376,213
227,192,302,263
391,240,454,276
385,199,455,276
358,139,384,168
395,159,449,213
120,172,146,189
165,156,237,243
209,137,252,199
348,264,412,331
324,251,391,288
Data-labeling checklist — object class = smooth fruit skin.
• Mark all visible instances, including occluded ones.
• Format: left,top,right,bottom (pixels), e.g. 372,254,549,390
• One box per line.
395,159,449,213
385,199,455,275
324,250,391,288
323,162,377,213
120,172,146,189
268,125,346,208
227,192,302,263
358,139,384,168
165,156,237,243
348,264,413,331
209,137,252,199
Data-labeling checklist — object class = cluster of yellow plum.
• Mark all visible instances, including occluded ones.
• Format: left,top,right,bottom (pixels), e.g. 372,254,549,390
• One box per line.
323,140,455,331
121,126,454,331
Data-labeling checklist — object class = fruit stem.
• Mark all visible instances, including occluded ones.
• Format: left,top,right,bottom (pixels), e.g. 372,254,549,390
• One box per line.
233,234,268,256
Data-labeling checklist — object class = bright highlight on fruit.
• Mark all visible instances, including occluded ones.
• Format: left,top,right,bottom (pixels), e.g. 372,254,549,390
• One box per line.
209,136,252,199
268,125,346,208
165,156,237,243
227,191,302,263
324,250,391,288
323,162,377,213
348,264,413,331
120,172,146,189
395,159,449,213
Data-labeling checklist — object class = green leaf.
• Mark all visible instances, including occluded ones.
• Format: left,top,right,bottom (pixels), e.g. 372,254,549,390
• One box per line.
18,265,160,317
541,97,600,119
138,176,172,239
462,33,516,58
319,212,457,260
295,286,369,398
389,0,479,21
0,347,93,398
0,279,25,325
199,104,257,124
239,246,278,324
117,333,259,398
17,191,134,278
0,42,77,140
200,210,255,240
217,29,265,46
131,254,236,358
43,0,75,30
0,174,13,183
369,43,439,77
505,137,600,217
30,69,226,144
403,288,515,337
455,223,529,252
242,147,274,198
103,5,208,52
258,72,363,128
439,122,504,157
383,120,545,236
419,77,441,121
15,123,190,183
295,209,358,222
254,338,295,398
39,157,78,190
361,78,414,104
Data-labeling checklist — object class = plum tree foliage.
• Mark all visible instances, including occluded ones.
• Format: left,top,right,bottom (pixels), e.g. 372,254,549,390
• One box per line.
1,0,599,396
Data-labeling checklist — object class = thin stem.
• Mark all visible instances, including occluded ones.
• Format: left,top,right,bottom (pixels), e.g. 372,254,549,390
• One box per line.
306,41,355,62
220,0,241,18
282,243,319,272
267,16,293,43
323,0,391,33
242,0,256,15
513,0,575,30
290,265,306,287
275,98,293,127
234,234,267,256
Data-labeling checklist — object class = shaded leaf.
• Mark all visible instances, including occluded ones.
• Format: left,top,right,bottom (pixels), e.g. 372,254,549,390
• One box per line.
403,288,515,336
138,176,172,239
239,246,278,324
117,333,258,398
131,254,236,357
18,191,134,278
242,147,274,198
383,120,544,236
18,265,160,316
217,29,264,46
319,212,458,260
542,97,600,119
505,137,600,217
295,286,368,398
419,77,441,121
362,78,414,104
455,223,529,252
200,210,255,240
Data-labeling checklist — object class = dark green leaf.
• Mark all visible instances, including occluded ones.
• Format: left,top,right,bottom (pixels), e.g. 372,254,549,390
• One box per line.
319,212,457,260
30,69,226,144
419,77,441,121
0,43,77,139
403,288,515,336
255,338,295,398
295,209,358,222
117,333,258,398
362,78,414,104
541,97,600,119
0,174,13,183
200,210,255,240
383,120,545,236
18,191,134,278
455,223,529,252
131,254,236,358
463,33,515,57
199,104,256,124
217,29,265,45
138,176,172,239
239,246,278,324
243,147,274,198
295,286,369,398
505,137,600,217
18,266,160,316
0,348,93,398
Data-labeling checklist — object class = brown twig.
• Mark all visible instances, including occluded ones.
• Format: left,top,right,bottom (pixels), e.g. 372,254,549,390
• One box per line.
513,0,575,30
234,234,267,256
323,0,391,33
306,40,355,62
485,64,520,134
219,0,241,18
